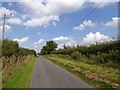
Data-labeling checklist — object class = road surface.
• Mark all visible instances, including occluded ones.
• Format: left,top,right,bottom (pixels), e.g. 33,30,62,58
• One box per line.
30,57,93,88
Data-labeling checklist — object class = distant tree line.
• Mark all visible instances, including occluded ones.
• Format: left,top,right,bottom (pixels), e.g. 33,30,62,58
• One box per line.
52,40,120,63
40,40,120,63
52,40,120,56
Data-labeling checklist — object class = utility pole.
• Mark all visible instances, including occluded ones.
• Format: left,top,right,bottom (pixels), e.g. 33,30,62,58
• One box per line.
2,13,12,41
2,14,6,41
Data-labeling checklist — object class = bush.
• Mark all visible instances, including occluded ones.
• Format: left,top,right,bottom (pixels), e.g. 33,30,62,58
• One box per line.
2,39,36,68
71,52,81,60
94,50,120,63
2,39,19,58
109,50,119,62
2,39,36,57
51,40,120,63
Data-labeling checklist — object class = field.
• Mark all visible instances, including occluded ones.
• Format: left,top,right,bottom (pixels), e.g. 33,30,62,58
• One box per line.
44,54,119,89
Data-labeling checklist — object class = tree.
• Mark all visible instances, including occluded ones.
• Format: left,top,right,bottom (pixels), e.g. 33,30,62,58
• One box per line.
19,48,36,56
40,40,58,55
2,39,19,58
2,39,36,57
63,44,68,49
40,46,48,55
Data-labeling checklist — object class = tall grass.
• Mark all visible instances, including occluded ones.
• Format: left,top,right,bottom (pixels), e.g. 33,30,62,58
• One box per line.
2,56,36,88
44,54,119,88
2,55,34,84
52,40,120,64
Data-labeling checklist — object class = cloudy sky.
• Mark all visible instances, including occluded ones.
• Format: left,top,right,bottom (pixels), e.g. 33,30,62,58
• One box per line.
0,0,119,52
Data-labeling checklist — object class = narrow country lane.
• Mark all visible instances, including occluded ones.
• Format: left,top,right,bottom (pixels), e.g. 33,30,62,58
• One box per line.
30,57,93,88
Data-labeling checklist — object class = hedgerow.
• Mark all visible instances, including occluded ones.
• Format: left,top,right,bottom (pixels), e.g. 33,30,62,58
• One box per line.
51,40,120,63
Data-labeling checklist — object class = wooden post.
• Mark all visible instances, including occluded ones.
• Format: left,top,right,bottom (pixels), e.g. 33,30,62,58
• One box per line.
2,14,6,41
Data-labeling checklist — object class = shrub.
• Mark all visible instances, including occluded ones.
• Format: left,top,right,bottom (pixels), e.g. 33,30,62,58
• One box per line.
71,52,82,60
2,39,19,58
51,40,120,63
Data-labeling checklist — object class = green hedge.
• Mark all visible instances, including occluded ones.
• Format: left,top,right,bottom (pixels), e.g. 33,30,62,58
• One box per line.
52,40,120,63
2,39,36,58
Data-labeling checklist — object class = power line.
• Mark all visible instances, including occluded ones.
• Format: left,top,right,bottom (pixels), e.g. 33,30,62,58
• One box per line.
63,0,105,36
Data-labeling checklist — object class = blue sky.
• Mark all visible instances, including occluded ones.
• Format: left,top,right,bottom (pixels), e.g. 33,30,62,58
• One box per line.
0,0,119,52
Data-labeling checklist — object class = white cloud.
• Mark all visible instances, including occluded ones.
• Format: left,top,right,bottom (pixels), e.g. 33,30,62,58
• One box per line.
20,0,85,16
73,20,96,31
52,36,78,49
0,7,16,17
53,22,57,26
13,37,29,44
105,17,120,27
52,36,72,41
34,39,44,45
19,0,85,27
38,39,44,43
0,7,11,16
54,32,111,49
81,32,110,45
34,45,38,48
7,18,22,25
19,0,118,28
24,15,59,27
65,40,78,47
57,39,78,49
90,0,119,8
32,38,45,53
57,43,64,49
0,25,11,31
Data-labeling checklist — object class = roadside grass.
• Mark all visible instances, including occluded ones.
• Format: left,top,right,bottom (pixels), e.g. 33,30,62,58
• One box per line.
44,55,119,89
2,56,37,88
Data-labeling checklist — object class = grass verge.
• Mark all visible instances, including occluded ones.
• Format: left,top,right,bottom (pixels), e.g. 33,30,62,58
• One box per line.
2,56,37,88
44,55,119,89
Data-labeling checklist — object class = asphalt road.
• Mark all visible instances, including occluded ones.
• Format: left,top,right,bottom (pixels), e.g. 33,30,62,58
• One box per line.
30,57,93,88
